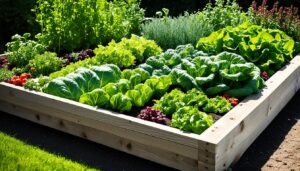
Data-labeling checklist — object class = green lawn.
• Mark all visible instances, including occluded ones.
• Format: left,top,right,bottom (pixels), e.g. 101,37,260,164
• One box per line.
0,132,99,171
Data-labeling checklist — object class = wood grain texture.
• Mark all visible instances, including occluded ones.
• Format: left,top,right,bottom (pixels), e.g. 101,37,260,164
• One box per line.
0,100,198,171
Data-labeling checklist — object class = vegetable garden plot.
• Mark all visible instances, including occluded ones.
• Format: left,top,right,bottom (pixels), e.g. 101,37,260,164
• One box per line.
1,54,300,171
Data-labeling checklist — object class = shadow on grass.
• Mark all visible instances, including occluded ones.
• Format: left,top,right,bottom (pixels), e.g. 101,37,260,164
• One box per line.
233,90,300,170
0,113,176,171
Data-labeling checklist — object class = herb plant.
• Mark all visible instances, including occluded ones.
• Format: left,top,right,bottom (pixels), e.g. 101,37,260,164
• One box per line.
142,0,247,50
27,52,63,77
35,0,144,52
5,33,47,69
0,68,13,82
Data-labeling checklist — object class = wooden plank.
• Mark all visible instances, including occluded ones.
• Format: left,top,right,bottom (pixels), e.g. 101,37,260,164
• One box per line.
0,88,202,161
0,82,205,149
200,55,300,170
0,100,198,171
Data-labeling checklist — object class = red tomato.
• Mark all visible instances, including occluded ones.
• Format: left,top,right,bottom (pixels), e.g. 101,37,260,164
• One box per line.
232,101,239,106
26,74,32,78
15,79,22,86
11,80,17,85
20,74,27,80
21,78,28,83
12,75,19,80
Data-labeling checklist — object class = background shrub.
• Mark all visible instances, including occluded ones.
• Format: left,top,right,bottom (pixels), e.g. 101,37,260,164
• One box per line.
140,0,299,17
0,0,299,53
142,0,248,50
249,0,300,41
35,0,144,53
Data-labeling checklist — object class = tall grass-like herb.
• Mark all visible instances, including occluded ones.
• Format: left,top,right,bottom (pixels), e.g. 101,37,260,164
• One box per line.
142,13,212,50
34,0,144,52
142,0,247,50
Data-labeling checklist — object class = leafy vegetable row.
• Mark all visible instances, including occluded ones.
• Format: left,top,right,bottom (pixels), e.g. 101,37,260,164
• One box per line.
138,44,264,97
196,22,299,75
152,88,232,134
43,61,230,134
49,35,162,79
43,63,172,111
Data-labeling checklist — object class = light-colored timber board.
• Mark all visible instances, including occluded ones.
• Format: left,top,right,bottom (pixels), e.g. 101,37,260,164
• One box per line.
0,100,199,171
0,82,206,148
1,54,300,171
0,84,206,160
200,55,300,170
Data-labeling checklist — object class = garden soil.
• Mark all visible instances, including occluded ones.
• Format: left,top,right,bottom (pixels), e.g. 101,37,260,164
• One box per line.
0,90,300,171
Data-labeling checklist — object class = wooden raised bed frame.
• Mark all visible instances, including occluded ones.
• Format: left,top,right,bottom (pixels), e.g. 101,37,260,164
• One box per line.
1,55,300,171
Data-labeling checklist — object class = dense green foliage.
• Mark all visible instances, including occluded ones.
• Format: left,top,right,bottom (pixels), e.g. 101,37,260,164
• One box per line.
154,88,232,116
44,65,120,101
5,33,47,69
172,106,213,134
140,0,298,17
24,76,52,91
94,35,162,67
0,68,13,82
153,88,229,134
4,0,299,135
0,132,98,171
27,52,63,77
49,36,162,79
35,0,144,52
142,0,247,49
140,44,264,97
142,12,213,50
197,22,297,75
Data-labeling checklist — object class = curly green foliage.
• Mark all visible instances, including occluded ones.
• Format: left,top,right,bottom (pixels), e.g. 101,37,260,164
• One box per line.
153,89,185,115
197,22,297,75
203,96,232,114
0,68,13,82
94,35,162,68
49,36,161,79
27,52,63,77
35,0,144,52
24,76,52,91
5,33,47,69
171,106,213,134
154,88,231,116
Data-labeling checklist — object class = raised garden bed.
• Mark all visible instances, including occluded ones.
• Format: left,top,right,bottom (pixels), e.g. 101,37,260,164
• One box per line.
0,54,300,171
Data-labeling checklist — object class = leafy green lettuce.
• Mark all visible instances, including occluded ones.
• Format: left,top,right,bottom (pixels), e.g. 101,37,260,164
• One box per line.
79,89,110,107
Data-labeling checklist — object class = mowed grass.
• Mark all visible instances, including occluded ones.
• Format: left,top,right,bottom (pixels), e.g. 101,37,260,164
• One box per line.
0,132,99,171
